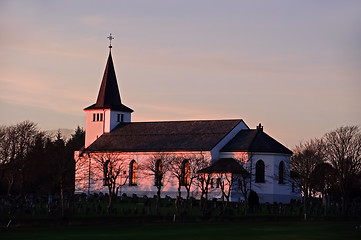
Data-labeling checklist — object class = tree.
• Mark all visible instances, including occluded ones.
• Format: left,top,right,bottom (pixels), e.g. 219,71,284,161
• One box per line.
92,153,128,214
168,155,185,200
310,162,336,215
0,121,41,194
21,132,47,194
184,154,208,200
65,126,85,193
196,162,213,216
198,158,249,215
139,152,171,215
236,154,255,216
66,126,85,153
46,131,69,216
291,138,324,219
218,167,249,214
168,154,208,213
323,125,361,213
0,121,40,165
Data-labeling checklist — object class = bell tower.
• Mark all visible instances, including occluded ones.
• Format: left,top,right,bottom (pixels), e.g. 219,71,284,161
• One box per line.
84,34,133,148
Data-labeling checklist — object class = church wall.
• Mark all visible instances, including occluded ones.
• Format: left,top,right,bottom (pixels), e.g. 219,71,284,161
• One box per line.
75,151,213,199
220,151,294,203
84,110,105,148
76,148,296,203
251,153,293,203
210,121,249,161
105,110,131,132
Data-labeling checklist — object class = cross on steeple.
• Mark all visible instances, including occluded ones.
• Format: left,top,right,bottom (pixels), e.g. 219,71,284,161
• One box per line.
107,33,114,49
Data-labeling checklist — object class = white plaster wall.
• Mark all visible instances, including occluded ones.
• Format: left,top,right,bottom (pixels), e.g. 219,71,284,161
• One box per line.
75,149,296,203
75,151,213,199
210,121,249,161
250,153,293,203
84,110,132,148
104,110,132,133
220,151,294,203
84,110,105,148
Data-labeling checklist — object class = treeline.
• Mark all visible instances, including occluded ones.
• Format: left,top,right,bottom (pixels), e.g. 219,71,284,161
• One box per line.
0,121,360,218
0,121,84,196
291,125,361,216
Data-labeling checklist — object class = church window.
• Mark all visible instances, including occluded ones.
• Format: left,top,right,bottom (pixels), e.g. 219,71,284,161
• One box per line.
255,160,265,183
117,113,124,122
155,159,163,186
278,161,284,184
216,178,221,188
103,160,111,186
210,178,215,188
93,113,104,122
181,160,190,186
129,160,138,186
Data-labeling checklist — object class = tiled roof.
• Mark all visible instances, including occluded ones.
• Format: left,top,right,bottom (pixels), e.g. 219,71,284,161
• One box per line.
220,129,292,154
86,119,244,152
84,51,133,112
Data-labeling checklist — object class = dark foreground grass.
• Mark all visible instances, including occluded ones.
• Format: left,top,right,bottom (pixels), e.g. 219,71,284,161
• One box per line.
1,221,360,240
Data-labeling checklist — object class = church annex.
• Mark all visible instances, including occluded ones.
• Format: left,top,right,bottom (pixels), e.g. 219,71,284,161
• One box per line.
75,41,297,204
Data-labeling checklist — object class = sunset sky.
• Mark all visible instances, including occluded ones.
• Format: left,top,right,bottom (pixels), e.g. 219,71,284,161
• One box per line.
1,0,360,148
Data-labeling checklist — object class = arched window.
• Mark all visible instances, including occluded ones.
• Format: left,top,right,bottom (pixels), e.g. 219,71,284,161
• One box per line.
278,161,284,184
255,160,265,183
129,160,137,186
103,160,110,186
155,159,163,186
181,160,190,186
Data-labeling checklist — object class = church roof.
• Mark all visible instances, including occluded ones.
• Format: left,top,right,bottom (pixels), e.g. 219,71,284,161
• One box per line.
85,119,244,152
220,128,292,154
84,51,133,112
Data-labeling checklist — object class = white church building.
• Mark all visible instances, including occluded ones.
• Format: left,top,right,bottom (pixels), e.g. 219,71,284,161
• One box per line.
75,42,297,204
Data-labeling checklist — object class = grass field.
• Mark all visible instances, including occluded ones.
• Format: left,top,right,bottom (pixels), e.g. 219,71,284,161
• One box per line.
1,221,360,240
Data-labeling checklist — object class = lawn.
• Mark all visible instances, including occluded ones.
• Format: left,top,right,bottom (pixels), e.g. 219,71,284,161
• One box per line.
1,221,360,240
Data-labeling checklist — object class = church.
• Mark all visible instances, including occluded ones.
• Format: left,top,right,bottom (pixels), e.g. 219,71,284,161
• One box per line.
75,39,297,204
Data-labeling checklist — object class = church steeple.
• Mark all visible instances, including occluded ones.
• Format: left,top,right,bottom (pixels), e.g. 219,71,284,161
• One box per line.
84,39,133,112
84,34,133,148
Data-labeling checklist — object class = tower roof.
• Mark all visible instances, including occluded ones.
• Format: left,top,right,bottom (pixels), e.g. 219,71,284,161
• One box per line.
84,50,133,112
220,128,292,155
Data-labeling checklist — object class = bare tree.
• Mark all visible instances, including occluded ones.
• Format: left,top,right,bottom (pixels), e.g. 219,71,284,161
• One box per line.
92,153,128,214
218,167,250,214
235,154,256,215
0,121,41,194
291,138,324,219
323,125,361,213
217,172,237,213
184,154,209,200
168,153,210,213
139,152,171,214
310,162,336,215
0,121,40,165
168,155,185,200
198,158,249,215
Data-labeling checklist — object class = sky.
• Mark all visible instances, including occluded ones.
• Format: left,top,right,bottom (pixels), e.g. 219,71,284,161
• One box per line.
1,0,360,148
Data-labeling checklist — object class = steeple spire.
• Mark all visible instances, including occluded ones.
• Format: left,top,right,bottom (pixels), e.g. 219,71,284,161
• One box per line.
84,35,133,112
